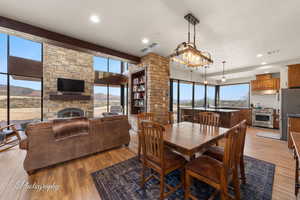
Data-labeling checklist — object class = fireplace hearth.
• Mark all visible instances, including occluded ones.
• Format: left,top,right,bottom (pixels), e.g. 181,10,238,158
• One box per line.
57,108,84,118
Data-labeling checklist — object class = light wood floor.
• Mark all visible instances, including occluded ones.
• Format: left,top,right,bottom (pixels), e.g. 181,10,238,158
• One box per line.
0,126,296,200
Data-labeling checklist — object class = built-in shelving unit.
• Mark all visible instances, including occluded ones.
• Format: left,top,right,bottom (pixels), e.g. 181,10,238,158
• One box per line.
131,69,146,114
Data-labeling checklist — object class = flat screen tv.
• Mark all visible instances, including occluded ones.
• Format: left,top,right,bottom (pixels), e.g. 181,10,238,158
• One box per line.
57,78,84,93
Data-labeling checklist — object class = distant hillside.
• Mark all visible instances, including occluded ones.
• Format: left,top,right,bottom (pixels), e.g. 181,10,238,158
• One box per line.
0,84,119,99
0,84,40,97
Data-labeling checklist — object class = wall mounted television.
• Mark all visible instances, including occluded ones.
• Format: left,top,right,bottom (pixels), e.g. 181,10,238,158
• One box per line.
57,78,85,93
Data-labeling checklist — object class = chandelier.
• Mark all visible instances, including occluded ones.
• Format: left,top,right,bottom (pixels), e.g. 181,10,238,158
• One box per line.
169,13,213,68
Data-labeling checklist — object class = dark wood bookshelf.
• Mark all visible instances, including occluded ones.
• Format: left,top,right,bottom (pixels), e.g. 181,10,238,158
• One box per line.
131,69,146,114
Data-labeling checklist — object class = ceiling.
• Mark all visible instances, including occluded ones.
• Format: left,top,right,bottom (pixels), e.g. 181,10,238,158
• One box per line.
1,0,300,77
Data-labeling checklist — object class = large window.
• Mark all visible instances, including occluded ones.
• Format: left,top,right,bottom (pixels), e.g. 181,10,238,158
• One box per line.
9,76,42,129
0,33,7,73
219,84,250,108
109,86,121,107
9,36,42,61
0,74,7,127
93,56,122,74
109,59,121,73
207,85,216,107
179,82,193,108
194,84,205,107
1,34,43,128
94,85,108,117
93,56,108,72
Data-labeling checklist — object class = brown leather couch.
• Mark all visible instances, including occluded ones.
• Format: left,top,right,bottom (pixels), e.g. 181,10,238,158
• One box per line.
19,115,130,174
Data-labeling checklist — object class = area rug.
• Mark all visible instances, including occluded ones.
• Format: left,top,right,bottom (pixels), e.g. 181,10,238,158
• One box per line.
256,132,281,140
91,156,275,200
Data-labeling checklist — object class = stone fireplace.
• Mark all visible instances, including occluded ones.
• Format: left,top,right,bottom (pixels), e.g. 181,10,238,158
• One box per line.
57,108,84,118
43,44,94,120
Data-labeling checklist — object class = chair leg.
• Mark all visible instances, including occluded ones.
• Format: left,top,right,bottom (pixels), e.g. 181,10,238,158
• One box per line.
160,172,165,200
141,162,145,188
138,135,141,160
181,167,185,195
240,157,246,184
185,171,191,200
220,176,229,200
232,167,241,200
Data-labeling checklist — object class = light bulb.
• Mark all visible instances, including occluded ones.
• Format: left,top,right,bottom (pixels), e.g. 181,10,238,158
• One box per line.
204,80,208,85
221,77,226,82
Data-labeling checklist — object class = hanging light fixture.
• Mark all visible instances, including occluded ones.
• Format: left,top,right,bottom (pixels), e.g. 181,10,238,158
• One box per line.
221,61,226,82
169,13,213,68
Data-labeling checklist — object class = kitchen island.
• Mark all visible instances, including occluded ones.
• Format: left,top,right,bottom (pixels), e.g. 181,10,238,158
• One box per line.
180,107,241,128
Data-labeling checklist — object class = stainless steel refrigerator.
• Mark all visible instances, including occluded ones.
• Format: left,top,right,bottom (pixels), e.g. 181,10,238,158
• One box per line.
281,88,300,140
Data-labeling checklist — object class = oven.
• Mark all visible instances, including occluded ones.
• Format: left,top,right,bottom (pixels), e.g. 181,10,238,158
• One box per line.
252,109,274,128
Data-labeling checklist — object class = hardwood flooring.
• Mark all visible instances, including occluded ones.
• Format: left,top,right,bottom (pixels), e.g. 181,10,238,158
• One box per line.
0,126,296,200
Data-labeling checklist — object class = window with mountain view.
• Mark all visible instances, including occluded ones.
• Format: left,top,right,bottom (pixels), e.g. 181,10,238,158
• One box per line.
207,85,215,107
194,84,205,107
0,75,7,127
9,75,42,129
179,82,193,108
109,86,121,107
219,84,249,108
94,85,108,117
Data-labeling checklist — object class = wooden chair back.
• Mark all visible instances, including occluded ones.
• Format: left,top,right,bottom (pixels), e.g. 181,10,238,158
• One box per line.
236,120,247,161
198,112,220,126
140,121,165,166
137,112,155,130
168,111,174,124
222,124,240,170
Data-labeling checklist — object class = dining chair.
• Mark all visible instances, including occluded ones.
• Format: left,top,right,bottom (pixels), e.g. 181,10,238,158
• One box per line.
203,120,247,184
168,111,174,124
140,120,186,200
137,112,155,160
0,124,22,152
185,124,241,200
198,112,220,126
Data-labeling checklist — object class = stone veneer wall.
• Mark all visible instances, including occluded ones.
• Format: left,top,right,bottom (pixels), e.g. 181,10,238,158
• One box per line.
141,53,170,124
43,44,94,119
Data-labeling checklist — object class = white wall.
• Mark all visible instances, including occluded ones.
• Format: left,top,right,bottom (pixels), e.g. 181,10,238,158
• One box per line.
250,93,280,109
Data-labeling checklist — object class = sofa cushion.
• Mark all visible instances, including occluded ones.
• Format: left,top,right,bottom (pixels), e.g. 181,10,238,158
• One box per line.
52,117,89,141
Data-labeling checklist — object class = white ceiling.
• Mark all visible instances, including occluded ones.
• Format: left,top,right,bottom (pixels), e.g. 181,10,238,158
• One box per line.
1,0,300,77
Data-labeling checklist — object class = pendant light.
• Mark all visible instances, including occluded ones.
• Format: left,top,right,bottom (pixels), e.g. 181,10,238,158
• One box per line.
221,61,226,83
169,13,213,68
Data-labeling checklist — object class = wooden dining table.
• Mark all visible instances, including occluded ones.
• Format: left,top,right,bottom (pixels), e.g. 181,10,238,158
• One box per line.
163,122,230,160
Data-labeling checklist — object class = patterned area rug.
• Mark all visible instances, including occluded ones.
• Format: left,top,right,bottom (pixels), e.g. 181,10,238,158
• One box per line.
91,156,275,200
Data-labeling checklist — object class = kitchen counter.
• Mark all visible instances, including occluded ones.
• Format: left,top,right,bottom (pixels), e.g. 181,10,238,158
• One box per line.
288,114,300,118
180,107,241,128
189,107,240,113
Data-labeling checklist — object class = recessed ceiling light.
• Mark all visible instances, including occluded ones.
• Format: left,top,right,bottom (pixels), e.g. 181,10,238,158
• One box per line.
264,71,269,74
256,54,263,58
261,62,267,65
142,38,149,44
90,15,100,23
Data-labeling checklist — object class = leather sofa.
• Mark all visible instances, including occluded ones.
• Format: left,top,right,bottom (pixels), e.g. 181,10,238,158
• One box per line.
19,115,130,174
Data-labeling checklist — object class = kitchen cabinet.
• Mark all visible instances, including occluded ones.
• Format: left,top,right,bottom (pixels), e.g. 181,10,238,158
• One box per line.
288,64,300,88
273,113,280,129
251,77,280,91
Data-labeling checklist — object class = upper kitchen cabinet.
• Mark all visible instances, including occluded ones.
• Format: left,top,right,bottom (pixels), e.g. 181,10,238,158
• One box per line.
251,74,280,92
288,64,300,88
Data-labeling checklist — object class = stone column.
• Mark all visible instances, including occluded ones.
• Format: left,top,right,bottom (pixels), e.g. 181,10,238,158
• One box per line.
140,53,170,124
